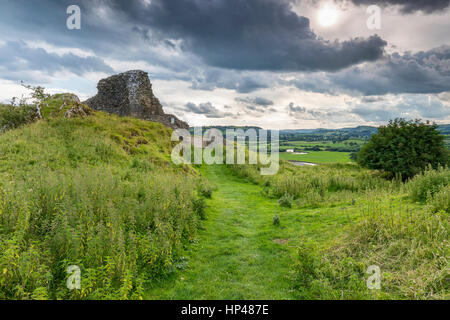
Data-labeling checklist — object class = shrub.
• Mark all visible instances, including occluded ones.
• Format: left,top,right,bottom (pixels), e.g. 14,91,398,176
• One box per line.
294,243,370,299
0,104,38,133
357,119,448,179
0,167,202,300
231,162,397,207
407,166,449,202
192,197,207,220
197,183,214,199
427,186,450,213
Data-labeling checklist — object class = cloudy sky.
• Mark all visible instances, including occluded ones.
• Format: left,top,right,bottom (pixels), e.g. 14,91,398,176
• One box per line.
0,0,449,129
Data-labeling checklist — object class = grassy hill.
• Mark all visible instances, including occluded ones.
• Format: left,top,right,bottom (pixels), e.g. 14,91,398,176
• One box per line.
0,95,209,299
0,95,448,300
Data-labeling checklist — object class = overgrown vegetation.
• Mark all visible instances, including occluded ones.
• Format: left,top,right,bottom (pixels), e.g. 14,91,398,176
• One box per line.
0,104,38,133
294,181,449,299
228,153,449,299
407,165,450,203
0,91,210,299
229,161,399,208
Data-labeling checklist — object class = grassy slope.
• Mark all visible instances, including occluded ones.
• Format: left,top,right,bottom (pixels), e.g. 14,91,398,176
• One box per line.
147,165,359,299
0,100,204,299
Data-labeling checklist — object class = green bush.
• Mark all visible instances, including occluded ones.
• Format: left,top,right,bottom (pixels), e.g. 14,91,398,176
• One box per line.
294,242,370,299
0,104,38,133
357,119,448,179
197,183,214,199
192,197,207,220
230,162,397,207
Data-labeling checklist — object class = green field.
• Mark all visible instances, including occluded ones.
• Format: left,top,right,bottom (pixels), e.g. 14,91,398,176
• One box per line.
279,151,352,163
281,139,364,148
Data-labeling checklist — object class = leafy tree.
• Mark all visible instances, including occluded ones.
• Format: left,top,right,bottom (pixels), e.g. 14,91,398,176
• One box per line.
357,118,449,179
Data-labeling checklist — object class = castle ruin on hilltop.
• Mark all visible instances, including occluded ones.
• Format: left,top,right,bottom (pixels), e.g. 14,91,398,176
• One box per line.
84,70,189,130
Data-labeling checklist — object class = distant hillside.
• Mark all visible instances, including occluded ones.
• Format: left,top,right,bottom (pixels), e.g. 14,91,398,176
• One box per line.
280,126,378,142
280,124,450,142
281,125,378,135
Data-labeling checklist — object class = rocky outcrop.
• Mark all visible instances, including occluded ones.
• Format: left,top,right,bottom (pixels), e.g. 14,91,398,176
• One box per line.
84,70,188,130
64,104,93,118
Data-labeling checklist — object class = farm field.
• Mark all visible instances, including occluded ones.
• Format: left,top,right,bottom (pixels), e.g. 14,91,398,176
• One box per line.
279,151,352,164
280,139,365,149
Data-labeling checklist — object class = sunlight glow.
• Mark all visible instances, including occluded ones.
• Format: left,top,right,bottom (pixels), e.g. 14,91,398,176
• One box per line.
318,4,339,27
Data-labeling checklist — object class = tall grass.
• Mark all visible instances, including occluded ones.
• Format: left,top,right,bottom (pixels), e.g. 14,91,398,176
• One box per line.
230,155,449,299
0,167,204,299
229,162,400,207
407,165,450,203
427,186,450,213
0,106,207,299
293,167,450,300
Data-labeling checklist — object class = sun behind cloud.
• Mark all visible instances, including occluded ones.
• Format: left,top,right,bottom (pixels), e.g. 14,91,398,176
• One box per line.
317,3,339,27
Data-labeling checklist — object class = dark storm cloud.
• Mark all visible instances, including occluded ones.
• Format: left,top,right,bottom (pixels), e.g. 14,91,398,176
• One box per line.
351,95,450,121
343,0,450,14
131,0,387,72
234,96,278,114
0,0,448,98
0,0,384,73
330,45,450,95
0,41,113,81
185,102,217,114
0,0,388,73
288,45,450,95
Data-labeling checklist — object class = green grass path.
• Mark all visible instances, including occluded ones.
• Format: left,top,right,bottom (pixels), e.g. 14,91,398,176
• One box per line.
146,165,352,299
